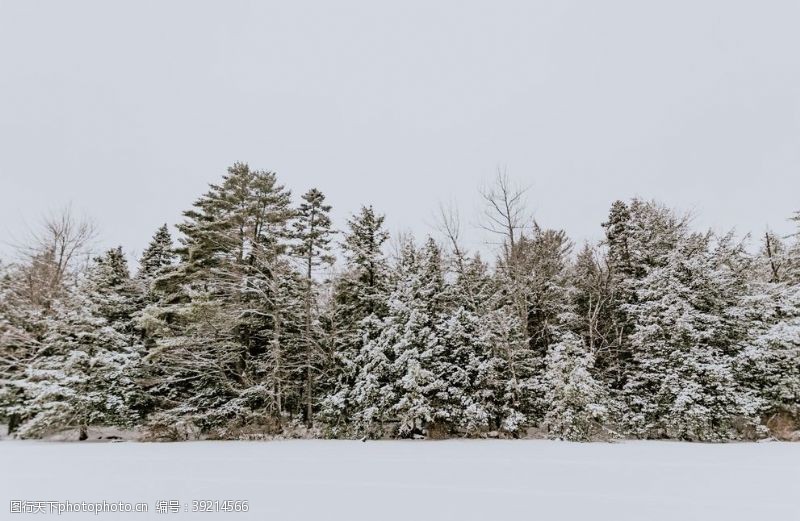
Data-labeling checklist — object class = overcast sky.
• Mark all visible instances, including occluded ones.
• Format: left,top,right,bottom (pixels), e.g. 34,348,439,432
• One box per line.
1,0,798,262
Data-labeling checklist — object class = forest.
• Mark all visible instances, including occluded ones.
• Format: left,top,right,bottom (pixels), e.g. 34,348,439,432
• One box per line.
1,163,798,442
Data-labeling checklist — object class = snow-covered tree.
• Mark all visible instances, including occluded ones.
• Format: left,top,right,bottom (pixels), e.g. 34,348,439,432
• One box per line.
542,332,610,441
0,262,44,434
438,207,531,434
292,188,335,426
136,224,176,294
13,248,142,439
349,239,449,437
736,223,800,430
139,163,300,435
737,283,800,417
568,244,621,386
435,305,495,433
320,206,389,432
622,232,761,440
0,210,97,435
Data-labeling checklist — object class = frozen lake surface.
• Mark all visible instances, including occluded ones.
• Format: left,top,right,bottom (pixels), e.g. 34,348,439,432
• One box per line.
1,439,798,520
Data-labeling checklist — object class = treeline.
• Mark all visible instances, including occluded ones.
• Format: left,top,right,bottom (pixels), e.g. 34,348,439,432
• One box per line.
1,163,798,441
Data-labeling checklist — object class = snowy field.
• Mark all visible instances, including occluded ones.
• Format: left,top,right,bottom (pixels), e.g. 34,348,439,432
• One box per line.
1,440,799,521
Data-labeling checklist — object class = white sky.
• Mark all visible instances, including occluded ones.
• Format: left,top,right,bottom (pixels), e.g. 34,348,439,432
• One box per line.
1,0,798,261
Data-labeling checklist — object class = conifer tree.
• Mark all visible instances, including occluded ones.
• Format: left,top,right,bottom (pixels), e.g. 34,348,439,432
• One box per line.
480,303,531,433
438,208,531,434
350,239,449,437
388,238,448,436
597,199,690,396
622,232,760,440
136,224,176,288
321,206,389,431
292,188,335,426
0,210,95,435
737,281,800,422
140,163,297,435
515,225,573,359
736,221,800,430
435,305,495,433
0,263,43,434
542,332,609,441
13,248,142,439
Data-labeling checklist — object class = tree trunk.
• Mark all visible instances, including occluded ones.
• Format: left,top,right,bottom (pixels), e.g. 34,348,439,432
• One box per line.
305,255,314,427
7,413,20,434
305,290,313,426
765,232,781,282
273,307,283,420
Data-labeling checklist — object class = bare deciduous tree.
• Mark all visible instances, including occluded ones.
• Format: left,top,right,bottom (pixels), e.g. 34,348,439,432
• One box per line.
479,168,529,269
16,206,96,308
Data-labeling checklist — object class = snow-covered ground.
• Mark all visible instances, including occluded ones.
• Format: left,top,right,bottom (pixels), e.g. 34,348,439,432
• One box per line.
1,440,798,520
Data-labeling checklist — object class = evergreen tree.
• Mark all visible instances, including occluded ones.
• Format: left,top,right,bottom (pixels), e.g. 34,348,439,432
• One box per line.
321,206,389,432
435,305,495,433
599,199,688,393
736,223,800,430
139,163,297,435
480,303,531,433
136,224,176,289
622,232,760,440
389,238,448,436
13,248,142,439
515,225,573,358
542,332,610,441
350,239,449,437
292,188,335,426
0,262,44,434
737,282,800,420
491,224,574,424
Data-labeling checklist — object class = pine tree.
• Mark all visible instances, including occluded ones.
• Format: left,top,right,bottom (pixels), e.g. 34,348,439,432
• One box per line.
86,247,141,331
320,206,389,432
736,224,800,431
515,225,573,358
622,232,760,440
389,238,449,436
349,239,448,437
292,188,335,426
599,199,688,394
603,200,635,279
139,163,298,436
13,248,142,439
0,262,44,434
136,224,176,289
480,303,531,433
489,224,574,425
0,210,95,435
542,332,610,441
435,305,494,433
737,282,800,420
